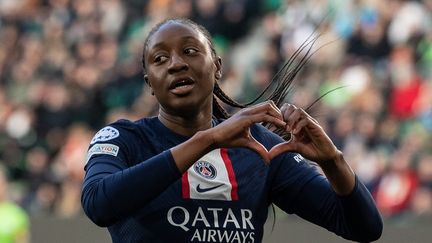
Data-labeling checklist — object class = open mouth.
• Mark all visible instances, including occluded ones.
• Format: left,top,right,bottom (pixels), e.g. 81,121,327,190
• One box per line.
169,78,194,90
169,78,195,95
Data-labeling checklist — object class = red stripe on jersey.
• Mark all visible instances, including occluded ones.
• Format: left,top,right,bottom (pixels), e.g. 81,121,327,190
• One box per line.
220,148,238,200
182,172,190,199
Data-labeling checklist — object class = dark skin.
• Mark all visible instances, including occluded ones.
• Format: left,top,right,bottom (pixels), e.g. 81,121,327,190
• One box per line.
145,23,217,136
144,21,355,196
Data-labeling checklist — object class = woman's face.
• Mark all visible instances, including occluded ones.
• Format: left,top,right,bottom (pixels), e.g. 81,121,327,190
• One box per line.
144,21,221,117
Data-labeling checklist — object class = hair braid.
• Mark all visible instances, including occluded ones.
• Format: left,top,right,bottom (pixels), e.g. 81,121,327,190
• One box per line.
142,18,336,135
213,82,245,109
212,95,230,119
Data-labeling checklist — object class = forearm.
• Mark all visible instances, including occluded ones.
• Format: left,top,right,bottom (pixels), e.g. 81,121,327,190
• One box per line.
275,173,382,242
82,150,181,226
170,130,214,173
319,150,355,196
314,154,383,241
82,131,216,226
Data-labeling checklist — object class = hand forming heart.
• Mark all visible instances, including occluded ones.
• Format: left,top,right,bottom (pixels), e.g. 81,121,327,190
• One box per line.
267,104,340,165
210,101,340,165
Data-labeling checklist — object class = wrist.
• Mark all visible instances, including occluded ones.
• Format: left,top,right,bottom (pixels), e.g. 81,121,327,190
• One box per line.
193,129,216,152
328,150,344,165
320,150,355,196
171,130,217,173
318,149,343,167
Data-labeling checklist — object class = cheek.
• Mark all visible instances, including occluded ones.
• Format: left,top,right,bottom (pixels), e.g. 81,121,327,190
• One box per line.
196,60,217,83
147,70,163,88
198,70,215,92
149,82,163,96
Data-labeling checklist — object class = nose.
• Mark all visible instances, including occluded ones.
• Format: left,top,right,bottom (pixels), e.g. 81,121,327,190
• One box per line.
168,53,188,74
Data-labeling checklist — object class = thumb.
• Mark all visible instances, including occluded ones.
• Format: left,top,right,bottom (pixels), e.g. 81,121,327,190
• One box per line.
268,141,296,160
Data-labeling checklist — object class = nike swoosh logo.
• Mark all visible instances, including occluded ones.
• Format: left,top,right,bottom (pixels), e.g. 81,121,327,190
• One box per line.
196,183,224,193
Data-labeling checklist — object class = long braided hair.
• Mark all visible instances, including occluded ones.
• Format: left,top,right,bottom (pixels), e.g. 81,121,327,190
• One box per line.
142,18,320,135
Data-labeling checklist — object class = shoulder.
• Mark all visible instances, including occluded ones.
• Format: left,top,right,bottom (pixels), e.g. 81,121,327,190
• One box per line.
89,121,129,145
89,117,157,145
86,119,143,160
85,118,156,167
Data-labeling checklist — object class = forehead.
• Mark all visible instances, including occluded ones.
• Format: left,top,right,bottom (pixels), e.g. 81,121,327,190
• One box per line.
147,22,208,50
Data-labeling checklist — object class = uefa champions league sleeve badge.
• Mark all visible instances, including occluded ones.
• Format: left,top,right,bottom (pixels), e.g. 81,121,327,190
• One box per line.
90,126,120,144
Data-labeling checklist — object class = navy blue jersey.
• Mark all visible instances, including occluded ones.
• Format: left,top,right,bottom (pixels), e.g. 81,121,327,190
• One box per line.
81,117,382,243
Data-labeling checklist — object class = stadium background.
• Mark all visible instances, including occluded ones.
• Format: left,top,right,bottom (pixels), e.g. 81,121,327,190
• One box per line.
0,0,431,242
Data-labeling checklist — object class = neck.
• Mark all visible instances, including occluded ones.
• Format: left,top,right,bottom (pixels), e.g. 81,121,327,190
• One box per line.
158,110,213,137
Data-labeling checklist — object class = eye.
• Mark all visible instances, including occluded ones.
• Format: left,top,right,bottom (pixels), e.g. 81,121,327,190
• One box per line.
184,47,198,55
154,55,168,64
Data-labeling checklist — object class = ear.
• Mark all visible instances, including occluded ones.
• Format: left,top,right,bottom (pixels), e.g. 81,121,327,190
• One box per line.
144,75,150,85
214,56,222,80
215,71,222,79
144,75,154,95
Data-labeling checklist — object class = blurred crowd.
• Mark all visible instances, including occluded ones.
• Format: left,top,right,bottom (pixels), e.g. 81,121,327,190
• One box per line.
0,0,431,223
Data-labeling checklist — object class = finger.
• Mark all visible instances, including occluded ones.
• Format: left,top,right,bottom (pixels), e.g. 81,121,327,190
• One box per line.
280,103,288,115
286,108,302,131
309,115,319,125
281,104,295,121
292,117,309,135
282,104,297,120
268,100,281,114
246,101,283,120
247,113,286,128
262,101,283,120
295,110,323,136
301,109,319,125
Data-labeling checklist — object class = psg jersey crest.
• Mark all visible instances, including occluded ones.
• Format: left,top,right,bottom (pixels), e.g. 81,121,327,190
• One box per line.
182,148,238,201
194,161,217,179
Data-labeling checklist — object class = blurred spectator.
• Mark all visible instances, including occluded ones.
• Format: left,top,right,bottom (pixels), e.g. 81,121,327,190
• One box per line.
0,165,30,243
412,152,432,216
374,150,419,217
388,45,423,120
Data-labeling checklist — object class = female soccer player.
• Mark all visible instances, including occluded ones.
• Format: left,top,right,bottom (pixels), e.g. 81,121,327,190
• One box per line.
81,18,382,243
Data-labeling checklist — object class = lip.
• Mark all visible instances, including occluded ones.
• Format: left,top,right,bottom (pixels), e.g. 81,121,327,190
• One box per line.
169,77,195,89
169,77,195,95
